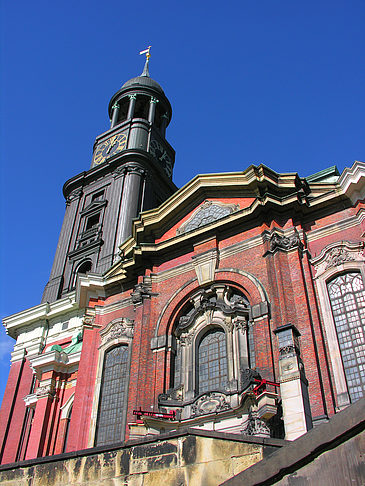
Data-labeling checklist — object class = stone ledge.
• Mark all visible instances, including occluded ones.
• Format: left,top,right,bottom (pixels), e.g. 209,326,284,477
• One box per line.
221,396,365,485
0,427,287,472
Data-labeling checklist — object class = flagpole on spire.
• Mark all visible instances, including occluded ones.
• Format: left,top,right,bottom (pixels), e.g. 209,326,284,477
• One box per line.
139,45,152,77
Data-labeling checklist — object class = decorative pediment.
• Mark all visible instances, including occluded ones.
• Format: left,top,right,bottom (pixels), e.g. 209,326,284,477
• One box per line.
177,200,239,235
100,318,134,346
311,241,364,278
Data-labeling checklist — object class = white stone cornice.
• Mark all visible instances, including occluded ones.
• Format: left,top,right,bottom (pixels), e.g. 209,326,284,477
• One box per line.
338,161,365,204
30,349,81,379
76,273,106,308
3,293,78,338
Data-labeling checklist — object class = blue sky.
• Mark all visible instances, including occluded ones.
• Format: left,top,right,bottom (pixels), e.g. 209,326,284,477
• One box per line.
0,1,364,404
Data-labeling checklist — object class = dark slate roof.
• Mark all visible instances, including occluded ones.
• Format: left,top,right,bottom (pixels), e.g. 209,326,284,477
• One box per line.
121,75,164,94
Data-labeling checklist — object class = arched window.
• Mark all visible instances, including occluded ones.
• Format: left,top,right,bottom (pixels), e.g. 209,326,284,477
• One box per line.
95,345,129,446
77,260,92,275
327,272,365,402
197,328,228,394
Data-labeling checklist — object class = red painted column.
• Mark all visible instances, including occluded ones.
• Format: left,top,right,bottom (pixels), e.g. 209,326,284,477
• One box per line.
0,357,34,464
25,394,53,460
286,249,327,419
126,300,146,430
66,324,100,451
252,315,275,381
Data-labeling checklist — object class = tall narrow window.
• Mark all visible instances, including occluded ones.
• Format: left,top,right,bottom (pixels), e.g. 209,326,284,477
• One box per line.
95,345,129,446
197,328,228,394
327,272,365,402
62,405,73,453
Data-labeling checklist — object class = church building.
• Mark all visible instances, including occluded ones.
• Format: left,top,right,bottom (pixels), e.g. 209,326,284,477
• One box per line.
0,52,364,484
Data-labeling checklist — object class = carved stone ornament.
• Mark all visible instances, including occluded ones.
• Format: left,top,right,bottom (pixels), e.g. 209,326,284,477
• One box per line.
177,200,239,235
191,392,231,417
311,241,364,278
241,411,270,437
177,285,249,332
279,344,297,357
324,247,355,269
240,369,261,392
158,384,184,403
36,385,56,398
179,332,194,347
269,232,302,253
131,281,152,305
83,309,95,327
100,318,134,345
66,188,83,204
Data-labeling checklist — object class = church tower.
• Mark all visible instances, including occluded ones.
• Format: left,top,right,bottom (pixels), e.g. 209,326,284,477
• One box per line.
42,51,176,303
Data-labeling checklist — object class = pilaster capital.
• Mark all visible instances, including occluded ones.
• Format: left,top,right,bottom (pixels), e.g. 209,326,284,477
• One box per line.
125,165,147,177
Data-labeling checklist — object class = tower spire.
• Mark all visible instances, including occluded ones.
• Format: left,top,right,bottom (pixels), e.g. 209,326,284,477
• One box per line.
139,45,151,77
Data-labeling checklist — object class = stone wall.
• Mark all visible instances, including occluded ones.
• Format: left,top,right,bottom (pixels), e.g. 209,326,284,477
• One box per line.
222,396,365,486
0,429,284,486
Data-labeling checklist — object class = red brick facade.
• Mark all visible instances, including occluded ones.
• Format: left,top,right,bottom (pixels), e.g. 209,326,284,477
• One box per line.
1,162,364,463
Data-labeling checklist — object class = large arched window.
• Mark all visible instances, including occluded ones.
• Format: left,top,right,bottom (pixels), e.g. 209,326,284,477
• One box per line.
327,272,365,402
95,345,129,446
197,328,228,393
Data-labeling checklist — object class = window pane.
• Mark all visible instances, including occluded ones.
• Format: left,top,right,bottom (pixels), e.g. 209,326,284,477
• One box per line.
95,345,129,446
328,272,365,402
198,328,228,393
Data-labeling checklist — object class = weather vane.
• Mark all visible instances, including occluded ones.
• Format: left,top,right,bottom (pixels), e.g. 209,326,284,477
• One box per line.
139,45,152,60
139,46,151,76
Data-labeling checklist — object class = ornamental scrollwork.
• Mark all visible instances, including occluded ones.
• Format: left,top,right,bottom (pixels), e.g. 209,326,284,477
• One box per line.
310,241,364,278
100,318,134,345
324,247,355,270
66,189,83,205
191,392,231,417
36,385,56,398
269,232,302,253
177,200,239,235
176,285,249,332
241,411,270,437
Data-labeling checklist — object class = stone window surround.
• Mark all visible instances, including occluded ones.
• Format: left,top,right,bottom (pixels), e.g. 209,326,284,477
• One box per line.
312,241,365,410
87,318,134,448
171,285,252,404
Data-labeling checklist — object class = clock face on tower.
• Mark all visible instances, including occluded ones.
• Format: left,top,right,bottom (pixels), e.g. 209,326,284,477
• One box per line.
149,139,173,177
93,133,127,166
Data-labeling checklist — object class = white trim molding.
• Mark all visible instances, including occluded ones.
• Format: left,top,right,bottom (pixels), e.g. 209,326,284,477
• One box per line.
338,160,365,204
311,240,365,409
